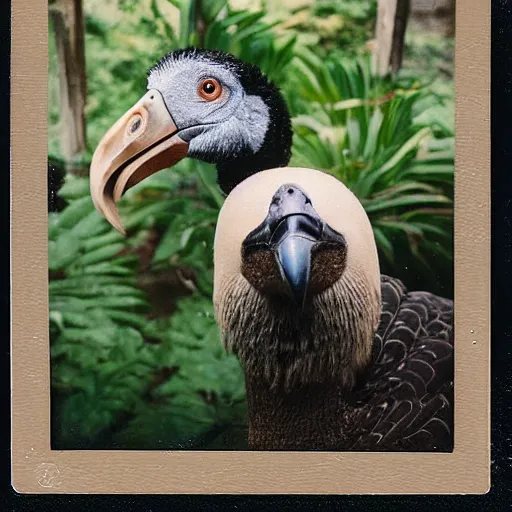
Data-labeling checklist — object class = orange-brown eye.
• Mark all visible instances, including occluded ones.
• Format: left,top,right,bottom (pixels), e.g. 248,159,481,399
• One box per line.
199,78,222,101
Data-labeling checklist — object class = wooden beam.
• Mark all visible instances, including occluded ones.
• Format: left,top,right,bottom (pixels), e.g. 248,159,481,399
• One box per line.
373,0,411,77
391,0,411,74
49,0,87,175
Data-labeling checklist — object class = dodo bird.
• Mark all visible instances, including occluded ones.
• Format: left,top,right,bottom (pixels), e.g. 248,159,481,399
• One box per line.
90,48,453,451
213,168,453,451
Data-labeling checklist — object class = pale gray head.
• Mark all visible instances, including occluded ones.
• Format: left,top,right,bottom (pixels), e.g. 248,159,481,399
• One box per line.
90,48,292,233
147,50,270,163
213,168,382,391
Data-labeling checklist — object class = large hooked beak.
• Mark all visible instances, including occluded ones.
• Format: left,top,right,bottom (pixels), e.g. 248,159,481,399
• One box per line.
89,89,189,234
242,184,346,308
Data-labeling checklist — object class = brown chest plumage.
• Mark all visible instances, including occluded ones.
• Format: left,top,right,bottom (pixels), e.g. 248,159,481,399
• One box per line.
242,276,454,452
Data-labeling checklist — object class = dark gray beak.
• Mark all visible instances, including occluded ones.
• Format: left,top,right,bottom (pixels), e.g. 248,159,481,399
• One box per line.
242,184,346,308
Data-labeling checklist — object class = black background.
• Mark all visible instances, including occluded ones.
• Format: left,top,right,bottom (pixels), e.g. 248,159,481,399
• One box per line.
2,0,511,509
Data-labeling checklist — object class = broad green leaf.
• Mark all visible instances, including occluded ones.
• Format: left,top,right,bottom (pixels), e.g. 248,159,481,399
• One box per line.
57,197,96,229
82,230,125,252
377,127,432,175
72,210,110,239
76,262,135,276
405,163,454,177
370,181,440,201
411,221,452,239
49,231,81,271
73,243,126,266
372,227,394,264
374,220,424,237
57,176,91,200
152,217,183,263
331,98,366,111
364,193,451,213
362,107,383,160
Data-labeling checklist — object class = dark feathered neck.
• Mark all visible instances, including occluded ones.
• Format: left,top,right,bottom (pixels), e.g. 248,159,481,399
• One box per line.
215,58,292,194
244,373,356,450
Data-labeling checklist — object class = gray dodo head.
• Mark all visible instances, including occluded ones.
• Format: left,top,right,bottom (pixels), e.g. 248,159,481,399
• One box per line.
90,48,292,233
147,51,270,163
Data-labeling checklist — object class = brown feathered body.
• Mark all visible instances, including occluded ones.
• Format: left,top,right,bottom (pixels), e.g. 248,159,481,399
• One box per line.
240,275,453,451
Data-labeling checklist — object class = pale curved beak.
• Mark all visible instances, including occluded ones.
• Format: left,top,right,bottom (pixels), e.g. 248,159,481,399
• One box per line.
89,89,189,234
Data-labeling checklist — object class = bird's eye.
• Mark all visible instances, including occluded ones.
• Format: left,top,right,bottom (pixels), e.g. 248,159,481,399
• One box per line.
198,78,222,101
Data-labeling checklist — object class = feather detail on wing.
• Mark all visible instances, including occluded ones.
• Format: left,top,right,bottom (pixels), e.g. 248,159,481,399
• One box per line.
350,275,454,451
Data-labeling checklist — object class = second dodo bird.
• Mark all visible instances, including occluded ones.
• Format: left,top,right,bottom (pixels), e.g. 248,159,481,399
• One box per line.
213,168,453,451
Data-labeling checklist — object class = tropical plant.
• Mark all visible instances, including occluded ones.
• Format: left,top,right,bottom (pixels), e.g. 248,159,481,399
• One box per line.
289,50,453,293
49,175,245,449
277,0,378,57
150,0,299,85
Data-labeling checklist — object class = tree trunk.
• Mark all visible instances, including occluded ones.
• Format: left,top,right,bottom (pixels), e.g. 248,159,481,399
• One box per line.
49,0,87,176
390,0,410,74
373,0,411,76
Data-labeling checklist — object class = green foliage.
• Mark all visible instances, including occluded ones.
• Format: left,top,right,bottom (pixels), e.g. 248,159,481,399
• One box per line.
48,0,455,448
289,50,453,289
50,175,244,449
279,0,377,57
112,295,247,449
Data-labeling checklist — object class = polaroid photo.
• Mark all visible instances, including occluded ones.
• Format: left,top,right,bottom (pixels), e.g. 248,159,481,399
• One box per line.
11,0,490,494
